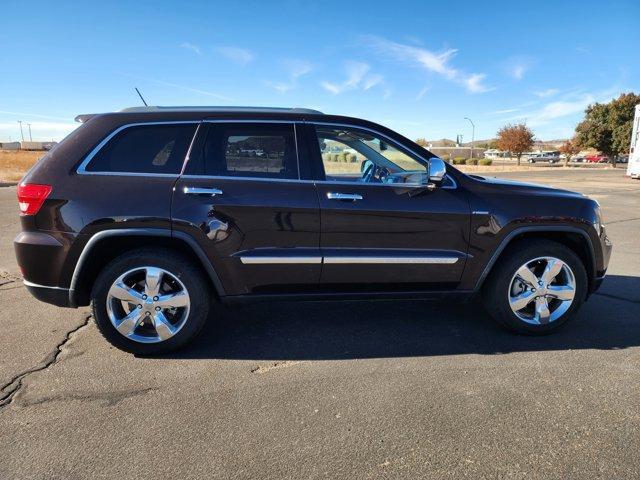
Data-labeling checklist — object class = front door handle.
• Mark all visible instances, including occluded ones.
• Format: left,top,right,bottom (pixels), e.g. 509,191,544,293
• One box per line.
183,187,223,197
326,192,363,201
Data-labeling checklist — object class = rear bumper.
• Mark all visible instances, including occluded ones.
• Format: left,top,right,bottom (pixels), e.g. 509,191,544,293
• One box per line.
23,280,73,308
15,230,76,308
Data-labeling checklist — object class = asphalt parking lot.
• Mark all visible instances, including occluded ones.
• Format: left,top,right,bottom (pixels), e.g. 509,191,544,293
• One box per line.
0,169,639,479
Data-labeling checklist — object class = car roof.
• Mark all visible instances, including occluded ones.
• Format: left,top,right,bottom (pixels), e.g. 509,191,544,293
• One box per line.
75,106,324,123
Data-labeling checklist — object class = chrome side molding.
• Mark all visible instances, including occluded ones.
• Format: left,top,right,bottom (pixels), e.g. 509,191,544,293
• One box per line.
239,256,459,265
323,256,459,264
240,256,323,264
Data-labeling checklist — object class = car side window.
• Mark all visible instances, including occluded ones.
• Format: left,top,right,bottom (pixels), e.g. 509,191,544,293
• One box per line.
188,123,299,179
85,124,197,174
314,125,426,183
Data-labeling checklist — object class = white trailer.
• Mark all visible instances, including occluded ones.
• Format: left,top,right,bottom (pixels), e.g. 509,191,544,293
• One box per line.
627,104,640,179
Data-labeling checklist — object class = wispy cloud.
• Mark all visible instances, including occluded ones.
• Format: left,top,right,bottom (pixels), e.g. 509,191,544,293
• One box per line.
321,61,384,95
265,59,313,93
504,57,533,80
360,35,492,93
215,46,254,65
500,90,616,127
533,88,559,98
487,108,520,115
416,85,430,100
363,74,383,90
527,96,595,126
180,42,201,56
0,110,72,121
119,73,234,101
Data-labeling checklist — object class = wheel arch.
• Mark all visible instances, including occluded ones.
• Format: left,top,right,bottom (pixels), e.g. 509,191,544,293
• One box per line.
69,228,225,306
474,226,596,292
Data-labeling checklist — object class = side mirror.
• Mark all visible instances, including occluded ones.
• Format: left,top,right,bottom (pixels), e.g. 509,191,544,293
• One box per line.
428,157,446,184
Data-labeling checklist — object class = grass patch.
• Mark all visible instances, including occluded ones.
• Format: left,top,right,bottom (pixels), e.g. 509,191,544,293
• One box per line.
0,150,43,182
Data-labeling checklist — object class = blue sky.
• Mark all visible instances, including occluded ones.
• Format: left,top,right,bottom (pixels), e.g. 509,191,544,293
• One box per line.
1,0,638,142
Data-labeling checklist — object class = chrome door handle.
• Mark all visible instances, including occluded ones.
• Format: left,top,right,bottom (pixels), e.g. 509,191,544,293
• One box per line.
183,187,223,197
326,192,363,201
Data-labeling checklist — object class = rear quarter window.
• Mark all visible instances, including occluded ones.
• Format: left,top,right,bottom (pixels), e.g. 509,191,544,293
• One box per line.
84,123,197,174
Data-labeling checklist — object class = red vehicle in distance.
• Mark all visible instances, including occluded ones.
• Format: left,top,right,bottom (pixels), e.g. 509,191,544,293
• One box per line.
585,154,610,163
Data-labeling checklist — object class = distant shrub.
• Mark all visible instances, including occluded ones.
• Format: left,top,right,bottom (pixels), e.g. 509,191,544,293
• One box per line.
322,153,333,162
478,158,492,166
452,157,466,165
465,158,478,165
348,153,358,163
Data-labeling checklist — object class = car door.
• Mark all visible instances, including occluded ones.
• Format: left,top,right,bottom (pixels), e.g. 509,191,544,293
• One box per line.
172,120,321,295
307,122,471,290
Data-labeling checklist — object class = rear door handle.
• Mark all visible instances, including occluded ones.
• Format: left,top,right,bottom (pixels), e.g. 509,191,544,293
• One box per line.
183,187,223,197
326,192,363,201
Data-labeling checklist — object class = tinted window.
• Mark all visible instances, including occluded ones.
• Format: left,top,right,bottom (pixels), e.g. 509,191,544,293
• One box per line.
188,123,299,179
86,124,197,174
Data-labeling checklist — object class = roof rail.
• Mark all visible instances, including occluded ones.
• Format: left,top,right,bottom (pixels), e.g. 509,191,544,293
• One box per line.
119,106,324,114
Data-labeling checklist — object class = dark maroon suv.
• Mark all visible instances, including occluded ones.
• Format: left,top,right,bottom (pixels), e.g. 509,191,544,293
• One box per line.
14,106,612,354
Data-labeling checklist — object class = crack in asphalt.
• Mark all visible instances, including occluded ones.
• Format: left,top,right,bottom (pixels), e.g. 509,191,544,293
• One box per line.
0,314,92,410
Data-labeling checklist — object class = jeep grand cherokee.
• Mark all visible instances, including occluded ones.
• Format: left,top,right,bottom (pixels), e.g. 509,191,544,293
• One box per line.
14,106,612,354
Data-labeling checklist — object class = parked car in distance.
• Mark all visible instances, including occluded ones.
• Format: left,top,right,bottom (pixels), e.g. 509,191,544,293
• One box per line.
527,153,560,164
585,155,610,163
15,106,612,354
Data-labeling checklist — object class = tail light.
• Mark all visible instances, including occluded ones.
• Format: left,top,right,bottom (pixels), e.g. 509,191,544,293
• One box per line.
17,183,52,215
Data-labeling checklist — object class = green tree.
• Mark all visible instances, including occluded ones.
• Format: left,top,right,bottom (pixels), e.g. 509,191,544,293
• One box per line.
496,123,535,166
575,92,640,167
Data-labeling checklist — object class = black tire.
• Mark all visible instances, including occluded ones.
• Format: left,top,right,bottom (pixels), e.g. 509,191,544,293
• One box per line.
482,239,587,335
91,248,211,355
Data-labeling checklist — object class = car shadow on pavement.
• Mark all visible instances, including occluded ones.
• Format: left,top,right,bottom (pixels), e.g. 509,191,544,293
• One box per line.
164,274,640,361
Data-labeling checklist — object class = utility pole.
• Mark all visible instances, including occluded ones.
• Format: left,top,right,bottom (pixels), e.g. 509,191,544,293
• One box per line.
464,117,475,158
18,121,24,142
27,123,33,142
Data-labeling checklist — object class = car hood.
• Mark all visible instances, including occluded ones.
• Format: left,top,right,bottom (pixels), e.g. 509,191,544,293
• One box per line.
469,174,584,197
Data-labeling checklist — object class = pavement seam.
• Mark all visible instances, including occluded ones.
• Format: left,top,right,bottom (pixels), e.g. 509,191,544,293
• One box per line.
593,292,640,305
0,313,92,410
604,216,640,225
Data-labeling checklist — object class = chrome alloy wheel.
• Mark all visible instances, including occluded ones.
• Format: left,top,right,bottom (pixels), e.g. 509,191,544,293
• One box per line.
106,266,190,343
508,256,576,325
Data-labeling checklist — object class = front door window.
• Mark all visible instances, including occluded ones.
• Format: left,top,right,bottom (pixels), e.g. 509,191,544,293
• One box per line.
315,126,427,184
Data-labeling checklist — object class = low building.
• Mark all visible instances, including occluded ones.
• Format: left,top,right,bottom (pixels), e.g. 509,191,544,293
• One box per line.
484,149,510,159
0,142,21,150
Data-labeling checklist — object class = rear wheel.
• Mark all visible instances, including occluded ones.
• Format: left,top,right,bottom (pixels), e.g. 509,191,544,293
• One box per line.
91,248,210,355
482,240,587,334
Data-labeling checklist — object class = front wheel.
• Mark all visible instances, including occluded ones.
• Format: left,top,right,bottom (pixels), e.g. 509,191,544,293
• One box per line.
482,240,587,334
91,248,211,355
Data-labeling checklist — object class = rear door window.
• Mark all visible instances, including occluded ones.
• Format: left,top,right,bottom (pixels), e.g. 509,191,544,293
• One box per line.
85,123,197,174
186,123,299,179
